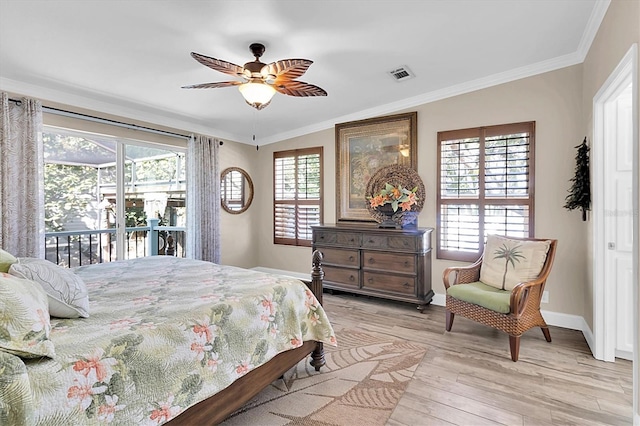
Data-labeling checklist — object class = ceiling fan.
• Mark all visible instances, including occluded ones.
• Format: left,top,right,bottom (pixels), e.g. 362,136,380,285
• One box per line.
182,43,327,110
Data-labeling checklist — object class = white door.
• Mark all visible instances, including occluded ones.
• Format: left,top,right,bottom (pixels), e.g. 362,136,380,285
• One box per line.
605,83,634,360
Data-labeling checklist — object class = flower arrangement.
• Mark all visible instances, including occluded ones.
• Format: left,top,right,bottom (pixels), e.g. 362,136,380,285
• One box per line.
368,183,419,212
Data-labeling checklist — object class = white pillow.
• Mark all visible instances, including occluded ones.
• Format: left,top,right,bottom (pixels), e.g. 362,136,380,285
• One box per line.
9,258,90,318
480,235,551,291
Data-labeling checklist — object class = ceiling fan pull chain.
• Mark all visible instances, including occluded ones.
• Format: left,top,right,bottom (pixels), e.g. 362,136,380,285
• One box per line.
253,109,259,150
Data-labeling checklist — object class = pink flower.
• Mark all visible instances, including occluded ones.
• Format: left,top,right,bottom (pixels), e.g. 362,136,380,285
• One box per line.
206,353,220,372
309,312,321,326
260,294,277,315
109,318,138,331
192,318,217,343
199,293,222,302
269,323,279,337
290,336,302,347
149,395,181,424
73,348,117,382
260,314,273,324
138,322,157,330
31,309,48,333
97,394,125,423
133,295,157,305
304,291,318,312
369,194,388,208
235,361,253,377
67,375,107,410
190,338,213,361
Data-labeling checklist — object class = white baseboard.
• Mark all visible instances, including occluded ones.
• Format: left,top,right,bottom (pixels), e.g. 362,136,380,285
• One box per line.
431,292,446,307
540,309,586,331
253,266,592,335
432,293,588,332
581,320,596,355
251,266,311,282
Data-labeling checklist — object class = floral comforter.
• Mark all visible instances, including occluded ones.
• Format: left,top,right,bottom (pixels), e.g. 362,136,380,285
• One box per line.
1,256,336,425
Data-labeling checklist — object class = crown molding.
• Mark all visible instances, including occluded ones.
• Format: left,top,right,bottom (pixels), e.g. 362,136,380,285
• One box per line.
576,0,611,61
260,50,584,145
0,76,239,142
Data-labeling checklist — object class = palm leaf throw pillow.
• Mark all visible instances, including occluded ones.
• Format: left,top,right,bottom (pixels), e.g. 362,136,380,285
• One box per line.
9,258,89,318
480,235,551,291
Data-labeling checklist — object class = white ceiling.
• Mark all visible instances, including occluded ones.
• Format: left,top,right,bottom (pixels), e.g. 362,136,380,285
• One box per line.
0,0,608,145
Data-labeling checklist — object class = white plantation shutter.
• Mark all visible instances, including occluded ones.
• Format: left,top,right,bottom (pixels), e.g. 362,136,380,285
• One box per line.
437,122,535,261
274,148,323,246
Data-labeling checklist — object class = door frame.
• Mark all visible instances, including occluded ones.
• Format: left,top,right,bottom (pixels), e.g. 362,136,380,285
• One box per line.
592,41,638,416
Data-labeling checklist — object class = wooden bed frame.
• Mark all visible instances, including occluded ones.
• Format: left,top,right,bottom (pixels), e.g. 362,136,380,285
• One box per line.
167,251,326,425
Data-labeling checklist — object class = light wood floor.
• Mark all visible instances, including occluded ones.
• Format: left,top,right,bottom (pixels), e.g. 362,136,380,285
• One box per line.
322,292,633,426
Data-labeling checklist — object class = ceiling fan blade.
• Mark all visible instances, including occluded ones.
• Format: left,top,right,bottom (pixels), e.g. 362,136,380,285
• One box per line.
181,81,241,89
190,52,244,77
274,80,327,97
263,59,313,80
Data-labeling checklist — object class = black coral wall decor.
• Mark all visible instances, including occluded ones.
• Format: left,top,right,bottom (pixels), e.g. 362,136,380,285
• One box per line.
564,137,591,221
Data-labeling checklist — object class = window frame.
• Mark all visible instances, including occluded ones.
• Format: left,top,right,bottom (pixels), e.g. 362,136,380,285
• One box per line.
273,147,323,247
42,125,187,264
436,121,535,262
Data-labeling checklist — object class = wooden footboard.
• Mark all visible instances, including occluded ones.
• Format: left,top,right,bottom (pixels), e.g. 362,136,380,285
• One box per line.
167,251,326,425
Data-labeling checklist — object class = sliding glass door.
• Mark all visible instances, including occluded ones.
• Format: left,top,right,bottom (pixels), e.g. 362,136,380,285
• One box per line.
43,126,186,266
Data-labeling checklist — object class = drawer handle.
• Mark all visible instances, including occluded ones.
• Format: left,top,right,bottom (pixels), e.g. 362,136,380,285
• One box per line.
320,235,325,240
368,258,375,264
348,256,354,262
403,282,410,287
368,239,374,243
368,278,373,283
404,261,409,267
349,275,355,281
350,238,354,242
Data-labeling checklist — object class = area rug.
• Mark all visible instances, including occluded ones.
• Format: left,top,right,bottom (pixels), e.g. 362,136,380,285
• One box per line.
220,329,428,426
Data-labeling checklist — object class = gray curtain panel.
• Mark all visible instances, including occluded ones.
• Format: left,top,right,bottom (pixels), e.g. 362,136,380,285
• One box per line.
186,134,221,263
0,93,44,258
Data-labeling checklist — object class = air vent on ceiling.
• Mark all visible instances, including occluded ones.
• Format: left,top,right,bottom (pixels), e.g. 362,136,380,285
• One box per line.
388,65,415,82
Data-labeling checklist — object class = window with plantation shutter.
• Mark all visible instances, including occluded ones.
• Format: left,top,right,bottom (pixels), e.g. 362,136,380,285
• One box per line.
274,147,323,246
221,169,244,210
437,122,535,261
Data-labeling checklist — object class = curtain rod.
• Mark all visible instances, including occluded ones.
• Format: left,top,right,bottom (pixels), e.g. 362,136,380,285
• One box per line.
9,97,191,140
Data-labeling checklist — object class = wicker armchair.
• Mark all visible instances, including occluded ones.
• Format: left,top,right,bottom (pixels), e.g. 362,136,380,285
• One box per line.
443,237,558,362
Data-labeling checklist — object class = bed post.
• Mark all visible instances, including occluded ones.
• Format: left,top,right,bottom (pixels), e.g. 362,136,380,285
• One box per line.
310,250,326,371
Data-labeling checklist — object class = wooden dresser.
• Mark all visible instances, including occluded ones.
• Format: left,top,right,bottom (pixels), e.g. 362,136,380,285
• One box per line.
311,224,434,311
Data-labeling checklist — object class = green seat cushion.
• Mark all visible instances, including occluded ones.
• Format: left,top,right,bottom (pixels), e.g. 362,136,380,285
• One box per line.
447,281,511,314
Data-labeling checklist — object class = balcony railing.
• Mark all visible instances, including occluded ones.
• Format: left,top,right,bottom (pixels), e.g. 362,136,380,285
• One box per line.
45,218,186,268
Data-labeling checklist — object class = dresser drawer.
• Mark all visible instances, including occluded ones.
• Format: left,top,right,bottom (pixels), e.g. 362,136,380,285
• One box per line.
323,266,360,288
316,247,360,268
362,251,416,273
314,231,361,248
314,231,337,245
362,235,417,251
363,272,416,295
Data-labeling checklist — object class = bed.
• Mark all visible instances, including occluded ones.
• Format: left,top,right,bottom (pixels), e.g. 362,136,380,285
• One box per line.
0,251,335,425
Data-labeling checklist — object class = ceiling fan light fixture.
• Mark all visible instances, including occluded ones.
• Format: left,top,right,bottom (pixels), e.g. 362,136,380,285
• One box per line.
238,82,276,110
184,43,326,110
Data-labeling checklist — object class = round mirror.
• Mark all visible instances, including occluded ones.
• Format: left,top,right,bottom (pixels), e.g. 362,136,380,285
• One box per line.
221,167,254,214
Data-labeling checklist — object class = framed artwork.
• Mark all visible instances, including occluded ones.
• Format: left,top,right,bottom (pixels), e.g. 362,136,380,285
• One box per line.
335,111,417,222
